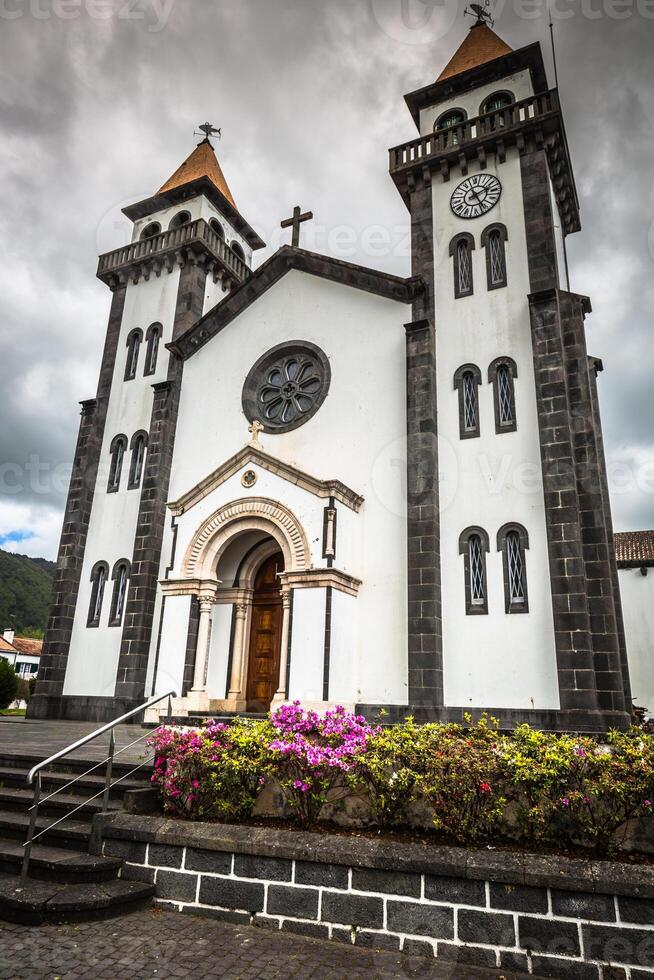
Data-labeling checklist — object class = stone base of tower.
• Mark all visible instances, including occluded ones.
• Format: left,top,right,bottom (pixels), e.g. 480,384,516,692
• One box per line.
357,703,633,734
27,695,142,724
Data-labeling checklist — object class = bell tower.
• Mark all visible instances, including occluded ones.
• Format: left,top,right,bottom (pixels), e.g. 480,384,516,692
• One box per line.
393,16,631,730
31,134,265,721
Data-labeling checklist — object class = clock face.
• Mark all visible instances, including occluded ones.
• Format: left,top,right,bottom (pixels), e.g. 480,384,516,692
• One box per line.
450,174,502,219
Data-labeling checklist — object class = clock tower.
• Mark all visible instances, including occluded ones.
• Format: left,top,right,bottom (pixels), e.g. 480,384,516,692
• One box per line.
392,17,631,730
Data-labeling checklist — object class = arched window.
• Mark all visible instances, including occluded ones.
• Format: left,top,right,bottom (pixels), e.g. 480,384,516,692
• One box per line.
139,221,161,241
107,434,127,493
449,233,475,299
498,523,529,613
109,559,131,627
459,527,490,615
230,241,245,261
87,561,109,627
454,364,482,439
209,218,225,240
169,210,191,230
481,223,508,289
128,431,148,489
124,329,142,381
435,108,466,146
488,357,518,433
144,322,162,377
481,91,514,115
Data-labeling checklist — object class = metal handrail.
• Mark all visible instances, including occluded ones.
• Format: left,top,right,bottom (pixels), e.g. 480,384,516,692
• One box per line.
19,690,176,886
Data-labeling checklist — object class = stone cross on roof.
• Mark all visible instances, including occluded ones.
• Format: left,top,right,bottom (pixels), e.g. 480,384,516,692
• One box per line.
281,206,313,248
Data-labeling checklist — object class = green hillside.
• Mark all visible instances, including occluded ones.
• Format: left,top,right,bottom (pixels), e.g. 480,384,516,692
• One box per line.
0,550,55,638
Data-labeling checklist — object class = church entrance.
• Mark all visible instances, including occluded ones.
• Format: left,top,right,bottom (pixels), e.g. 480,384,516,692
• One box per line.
245,551,285,712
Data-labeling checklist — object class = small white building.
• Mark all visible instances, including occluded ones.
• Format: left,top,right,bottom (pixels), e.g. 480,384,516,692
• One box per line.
616,532,654,717
0,630,41,680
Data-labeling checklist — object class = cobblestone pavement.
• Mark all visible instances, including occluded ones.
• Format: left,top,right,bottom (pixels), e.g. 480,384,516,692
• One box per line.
0,908,525,979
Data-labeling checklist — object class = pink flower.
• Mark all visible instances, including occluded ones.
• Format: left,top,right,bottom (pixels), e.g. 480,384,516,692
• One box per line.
561,797,570,807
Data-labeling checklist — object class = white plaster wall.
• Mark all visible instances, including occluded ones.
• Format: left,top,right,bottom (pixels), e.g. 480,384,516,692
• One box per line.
620,568,654,715
206,603,233,698
64,268,181,696
169,271,410,704
431,146,559,709
153,594,191,697
419,69,534,136
328,589,359,703
288,588,327,701
549,179,566,290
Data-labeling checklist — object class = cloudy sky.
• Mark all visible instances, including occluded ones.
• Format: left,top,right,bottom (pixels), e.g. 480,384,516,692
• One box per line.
1,0,653,559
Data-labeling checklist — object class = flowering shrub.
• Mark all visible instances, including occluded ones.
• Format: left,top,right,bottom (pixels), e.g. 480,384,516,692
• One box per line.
149,718,274,822
148,705,654,855
417,716,506,844
267,702,379,825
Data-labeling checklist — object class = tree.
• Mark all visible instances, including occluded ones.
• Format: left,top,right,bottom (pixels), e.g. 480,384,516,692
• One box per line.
0,660,18,710
16,677,31,704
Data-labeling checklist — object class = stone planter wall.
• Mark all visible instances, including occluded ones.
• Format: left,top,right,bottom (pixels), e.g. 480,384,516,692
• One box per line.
96,813,654,978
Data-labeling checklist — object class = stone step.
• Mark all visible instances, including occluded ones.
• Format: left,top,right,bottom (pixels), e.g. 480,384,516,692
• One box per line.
161,712,268,727
0,838,122,884
0,751,154,782
0,786,123,821
0,872,154,924
0,765,151,799
0,808,92,851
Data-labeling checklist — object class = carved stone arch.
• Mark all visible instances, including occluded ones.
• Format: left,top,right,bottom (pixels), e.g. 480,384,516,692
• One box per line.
183,497,310,580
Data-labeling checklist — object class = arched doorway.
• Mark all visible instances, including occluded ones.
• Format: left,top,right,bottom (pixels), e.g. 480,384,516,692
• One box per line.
246,551,285,711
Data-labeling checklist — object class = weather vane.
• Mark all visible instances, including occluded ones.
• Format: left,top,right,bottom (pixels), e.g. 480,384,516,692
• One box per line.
464,0,494,26
194,122,222,143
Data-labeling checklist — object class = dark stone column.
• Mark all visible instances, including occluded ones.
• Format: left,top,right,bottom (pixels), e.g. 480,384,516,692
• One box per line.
587,358,632,712
520,148,559,293
559,293,627,717
528,288,598,717
405,175,442,711
29,287,127,719
182,596,200,696
114,261,207,705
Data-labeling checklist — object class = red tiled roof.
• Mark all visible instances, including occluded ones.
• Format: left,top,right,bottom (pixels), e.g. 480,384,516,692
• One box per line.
158,139,236,208
614,531,654,568
12,637,42,657
436,23,513,82
0,637,15,653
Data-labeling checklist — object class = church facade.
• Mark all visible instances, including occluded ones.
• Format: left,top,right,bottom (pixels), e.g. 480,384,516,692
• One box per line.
30,21,632,732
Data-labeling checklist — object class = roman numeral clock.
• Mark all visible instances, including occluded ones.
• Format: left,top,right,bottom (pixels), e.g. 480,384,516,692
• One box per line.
450,173,502,219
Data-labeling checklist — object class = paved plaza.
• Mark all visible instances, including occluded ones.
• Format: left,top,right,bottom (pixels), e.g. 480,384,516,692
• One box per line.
0,907,530,979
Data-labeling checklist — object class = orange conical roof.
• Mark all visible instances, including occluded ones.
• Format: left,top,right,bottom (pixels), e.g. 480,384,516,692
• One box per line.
157,139,236,208
437,22,512,82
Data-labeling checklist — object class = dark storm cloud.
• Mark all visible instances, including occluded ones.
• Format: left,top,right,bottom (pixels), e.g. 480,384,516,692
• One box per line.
1,0,653,556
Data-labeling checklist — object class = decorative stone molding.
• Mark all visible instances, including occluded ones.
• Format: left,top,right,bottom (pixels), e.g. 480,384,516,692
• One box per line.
159,578,221,599
182,497,311,578
168,446,364,516
279,568,362,598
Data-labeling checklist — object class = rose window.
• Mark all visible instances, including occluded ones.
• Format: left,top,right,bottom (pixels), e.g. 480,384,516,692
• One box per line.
242,342,331,434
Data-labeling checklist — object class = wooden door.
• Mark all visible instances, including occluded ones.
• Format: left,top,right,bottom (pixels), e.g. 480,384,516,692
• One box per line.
246,552,284,711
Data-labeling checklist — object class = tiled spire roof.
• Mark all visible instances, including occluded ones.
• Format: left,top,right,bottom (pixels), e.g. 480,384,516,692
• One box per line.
437,22,513,82
157,139,236,208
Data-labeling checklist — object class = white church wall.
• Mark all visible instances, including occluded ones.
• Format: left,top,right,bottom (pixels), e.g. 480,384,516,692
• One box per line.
328,589,359,704
288,588,327,701
64,269,182,697
620,568,654,716
549,179,566,290
419,69,534,136
206,603,233,698
152,594,192,697
168,271,409,705
430,146,559,710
